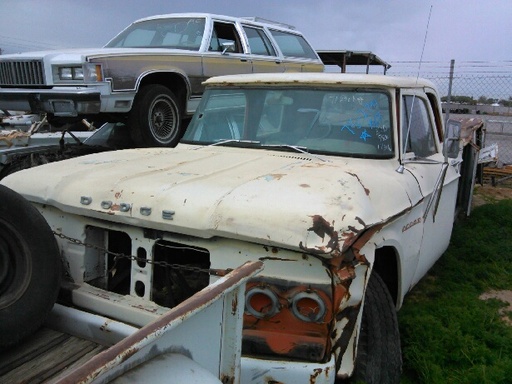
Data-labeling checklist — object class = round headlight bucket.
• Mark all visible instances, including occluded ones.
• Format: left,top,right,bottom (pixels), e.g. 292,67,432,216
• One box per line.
291,291,326,322
245,287,280,318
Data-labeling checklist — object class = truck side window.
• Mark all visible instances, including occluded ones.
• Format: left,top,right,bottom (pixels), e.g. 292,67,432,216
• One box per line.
209,22,243,53
402,95,437,157
242,26,277,56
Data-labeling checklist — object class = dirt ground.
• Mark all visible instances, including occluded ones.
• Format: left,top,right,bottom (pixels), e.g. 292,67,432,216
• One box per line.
480,290,512,326
472,184,512,208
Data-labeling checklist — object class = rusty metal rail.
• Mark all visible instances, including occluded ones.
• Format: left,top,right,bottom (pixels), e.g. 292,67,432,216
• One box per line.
55,260,263,384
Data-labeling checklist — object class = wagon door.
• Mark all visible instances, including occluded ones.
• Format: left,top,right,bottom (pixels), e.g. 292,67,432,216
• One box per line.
241,25,286,73
400,90,460,286
202,20,253,76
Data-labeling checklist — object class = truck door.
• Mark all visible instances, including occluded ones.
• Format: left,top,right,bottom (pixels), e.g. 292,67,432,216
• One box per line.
400,90,460,286
202,21,253,76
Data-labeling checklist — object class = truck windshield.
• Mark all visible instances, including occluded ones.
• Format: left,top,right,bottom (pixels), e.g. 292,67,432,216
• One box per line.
105,18,206,50
182,87,394,158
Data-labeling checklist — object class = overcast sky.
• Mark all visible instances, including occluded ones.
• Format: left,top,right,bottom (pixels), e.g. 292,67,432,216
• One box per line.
0,0,510,74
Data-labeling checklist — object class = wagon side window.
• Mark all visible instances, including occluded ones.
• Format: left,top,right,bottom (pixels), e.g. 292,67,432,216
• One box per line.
209,22,243,53
243,26,277,56
268,29,318,59
402,95,438,157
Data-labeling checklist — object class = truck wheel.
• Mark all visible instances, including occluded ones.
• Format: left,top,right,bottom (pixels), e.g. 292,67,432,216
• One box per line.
0,185,61,349
129,85,183,147
350,271,402,383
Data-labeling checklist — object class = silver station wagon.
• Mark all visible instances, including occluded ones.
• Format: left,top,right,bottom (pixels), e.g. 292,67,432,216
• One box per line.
0,13,324,146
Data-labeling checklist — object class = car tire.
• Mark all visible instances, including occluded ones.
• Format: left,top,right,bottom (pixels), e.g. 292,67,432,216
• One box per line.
350,271,402,384
0,185,61,349
129,85,183,147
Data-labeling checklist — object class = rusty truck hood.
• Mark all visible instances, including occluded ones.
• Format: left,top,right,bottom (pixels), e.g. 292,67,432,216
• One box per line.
1,145,419,252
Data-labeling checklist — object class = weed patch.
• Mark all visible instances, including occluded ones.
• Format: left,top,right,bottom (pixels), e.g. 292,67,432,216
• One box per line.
399,199,512,383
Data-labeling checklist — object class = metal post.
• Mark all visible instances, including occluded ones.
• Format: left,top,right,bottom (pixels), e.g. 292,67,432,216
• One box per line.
444,59,455,129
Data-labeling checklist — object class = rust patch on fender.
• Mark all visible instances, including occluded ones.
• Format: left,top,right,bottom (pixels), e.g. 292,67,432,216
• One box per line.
310,367,323,383
346,172,370,196
220,374,235,384
297,214,382,373
231,296,238,316
299,214,373,266
332,303,361,372
300,215,340,256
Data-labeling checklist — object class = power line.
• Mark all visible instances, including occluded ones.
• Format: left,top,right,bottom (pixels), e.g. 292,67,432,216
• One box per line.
0,33,69,53
0,34,63,48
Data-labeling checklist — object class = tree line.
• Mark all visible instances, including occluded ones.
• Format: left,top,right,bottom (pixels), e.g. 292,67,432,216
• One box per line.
441,95,512,107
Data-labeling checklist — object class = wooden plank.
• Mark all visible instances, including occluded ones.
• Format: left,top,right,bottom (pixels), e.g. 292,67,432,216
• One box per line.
0,327,104,383
483,166,512,186
483,165,512,176
484,169,512,176
0,328,69,376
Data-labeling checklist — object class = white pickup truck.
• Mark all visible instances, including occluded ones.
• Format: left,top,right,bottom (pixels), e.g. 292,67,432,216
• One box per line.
0,72,482,383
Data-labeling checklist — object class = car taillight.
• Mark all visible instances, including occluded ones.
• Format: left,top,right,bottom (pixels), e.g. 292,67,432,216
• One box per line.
243,280,333,362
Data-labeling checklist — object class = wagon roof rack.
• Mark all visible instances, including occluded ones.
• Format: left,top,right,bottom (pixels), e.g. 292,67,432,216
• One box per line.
241,17,296,30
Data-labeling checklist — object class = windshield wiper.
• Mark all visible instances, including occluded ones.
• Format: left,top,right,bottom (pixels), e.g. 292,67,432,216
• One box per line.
262,144,328,162
193,139,261,149
263,144,308,153
211,139,260,146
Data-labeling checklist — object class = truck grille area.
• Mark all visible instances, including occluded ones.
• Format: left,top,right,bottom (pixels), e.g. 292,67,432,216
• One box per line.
152,240,211,307
0,60,45,86
85,227,210,309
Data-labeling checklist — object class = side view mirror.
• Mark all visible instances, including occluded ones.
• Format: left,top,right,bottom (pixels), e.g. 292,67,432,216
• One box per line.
444,119,461,159
221,41,236,54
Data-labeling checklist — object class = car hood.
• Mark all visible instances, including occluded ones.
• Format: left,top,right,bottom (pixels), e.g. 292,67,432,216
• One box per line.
1,145,419,252
0,47,200,63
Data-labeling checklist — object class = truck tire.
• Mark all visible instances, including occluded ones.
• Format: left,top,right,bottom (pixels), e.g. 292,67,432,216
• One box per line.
350,271,402,384
0,185,61,349
129,85,183,147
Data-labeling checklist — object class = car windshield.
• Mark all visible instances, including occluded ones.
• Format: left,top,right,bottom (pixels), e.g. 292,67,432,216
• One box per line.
182,87,394,158
105,17,206,50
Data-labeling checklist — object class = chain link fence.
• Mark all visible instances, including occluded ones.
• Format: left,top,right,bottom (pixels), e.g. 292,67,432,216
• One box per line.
383,60,512,185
